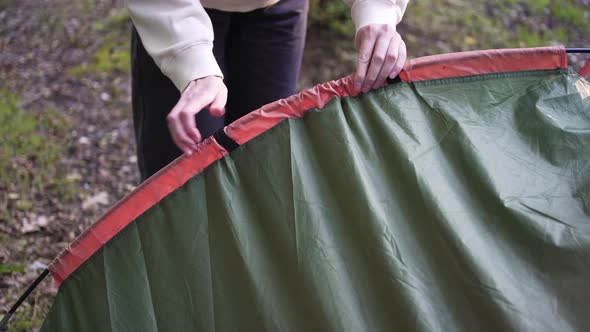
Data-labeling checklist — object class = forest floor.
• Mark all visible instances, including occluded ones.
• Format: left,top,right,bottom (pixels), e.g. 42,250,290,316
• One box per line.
0,0,588,330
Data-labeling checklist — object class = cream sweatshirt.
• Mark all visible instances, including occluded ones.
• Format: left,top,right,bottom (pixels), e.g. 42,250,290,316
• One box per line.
127,0,409,91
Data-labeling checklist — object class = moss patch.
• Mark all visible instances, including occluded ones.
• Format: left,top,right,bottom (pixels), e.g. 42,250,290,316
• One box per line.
68,34,130,76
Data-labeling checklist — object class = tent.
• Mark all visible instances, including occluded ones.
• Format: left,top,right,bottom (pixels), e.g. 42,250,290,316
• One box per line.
6,46,590,331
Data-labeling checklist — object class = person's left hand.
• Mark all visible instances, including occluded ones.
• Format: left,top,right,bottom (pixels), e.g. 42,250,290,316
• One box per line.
353,24,407,93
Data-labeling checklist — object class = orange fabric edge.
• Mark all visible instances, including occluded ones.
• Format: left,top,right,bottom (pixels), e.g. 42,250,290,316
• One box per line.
225,75,359,145
399,46,566,82
580,58,590,78
48,138,228,286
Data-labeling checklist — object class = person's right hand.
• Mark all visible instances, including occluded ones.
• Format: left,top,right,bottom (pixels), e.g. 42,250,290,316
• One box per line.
353,24,406,93
166,75,227,155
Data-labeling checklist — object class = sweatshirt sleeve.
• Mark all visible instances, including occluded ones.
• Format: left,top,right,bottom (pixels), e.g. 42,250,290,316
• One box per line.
126,0,222,92
344,0,409,33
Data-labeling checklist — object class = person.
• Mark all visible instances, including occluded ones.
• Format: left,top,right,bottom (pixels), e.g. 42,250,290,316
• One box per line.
127,0,409,180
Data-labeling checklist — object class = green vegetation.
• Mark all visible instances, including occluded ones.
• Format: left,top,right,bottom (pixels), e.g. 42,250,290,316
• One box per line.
0,263,25,274
309,0,590,56
310,0,355,37
0,92,69,330
0,91,75,217
93,7,130,32
69,8,130,77
7,301,49,332
68,35,130,76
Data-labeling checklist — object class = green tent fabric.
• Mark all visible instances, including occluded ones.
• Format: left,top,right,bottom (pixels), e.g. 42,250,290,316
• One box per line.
42,47,590,331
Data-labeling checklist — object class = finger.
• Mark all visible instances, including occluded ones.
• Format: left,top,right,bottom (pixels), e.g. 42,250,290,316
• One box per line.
176,94,202,144
362,33,391,92
389,39,407,79
209,87,227,118
170,130,193,155
354,29,375,92
167,110,196,154
168,99,195,153
180,106,201,144
181,89,218,143
374,37,399,89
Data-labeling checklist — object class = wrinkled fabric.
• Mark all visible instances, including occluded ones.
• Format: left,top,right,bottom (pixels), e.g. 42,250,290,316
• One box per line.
42,68,590,331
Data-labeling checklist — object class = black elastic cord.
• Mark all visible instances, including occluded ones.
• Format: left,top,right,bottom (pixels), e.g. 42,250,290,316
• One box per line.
213,129,240,152
0,269,49,331
566,48,590,53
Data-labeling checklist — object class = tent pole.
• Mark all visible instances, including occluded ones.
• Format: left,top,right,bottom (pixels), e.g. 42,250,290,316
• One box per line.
0,269,49,331
566,48,590,53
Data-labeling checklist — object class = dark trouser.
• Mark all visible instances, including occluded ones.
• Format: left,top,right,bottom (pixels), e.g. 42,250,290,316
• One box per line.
131,0,309,180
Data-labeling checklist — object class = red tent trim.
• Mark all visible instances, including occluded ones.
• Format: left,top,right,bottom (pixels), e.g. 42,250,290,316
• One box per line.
399,46,566,82
580,58,590,78
48,46,568,286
